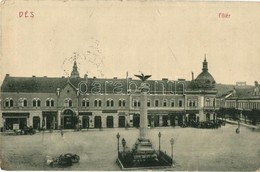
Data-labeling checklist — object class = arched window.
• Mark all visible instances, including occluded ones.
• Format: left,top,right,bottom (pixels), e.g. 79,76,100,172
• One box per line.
163,99,167,107
9,99,13,107
192,101,196,107
37,100,41,107
5,99,9,107
189,101,192,107
118,100,122,107
133,100,137,107
69,100,72,107
111,100,114,107
206,98,210,106
171,101,175,107
23,99,27,107
46,99,50,107
33,98,41,107
82,99,86,107
155,100,159,107
147,99,151,107
50,100,55,107
5,98,13,107
86,99,89,107
122,100,126,107
33,99,37,107
98,100,102,107
107,100,110,107
94,100,98,107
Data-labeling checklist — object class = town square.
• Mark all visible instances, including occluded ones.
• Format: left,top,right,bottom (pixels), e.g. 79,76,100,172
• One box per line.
1,125,259,171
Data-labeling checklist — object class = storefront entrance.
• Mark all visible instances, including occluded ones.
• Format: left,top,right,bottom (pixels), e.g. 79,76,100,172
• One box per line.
133,114,140,128
61,109,77,129
106,116,114,128
118,116,126,128
82,116,90,129
5,118,27,130
94,116,102,128
43,111,57,130
33,116,40,129
2,113,29,130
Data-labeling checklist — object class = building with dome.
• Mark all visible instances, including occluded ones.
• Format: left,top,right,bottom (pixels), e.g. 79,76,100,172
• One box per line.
0,58,218,131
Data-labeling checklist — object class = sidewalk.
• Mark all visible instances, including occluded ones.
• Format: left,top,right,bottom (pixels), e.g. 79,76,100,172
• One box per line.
221,118,260,130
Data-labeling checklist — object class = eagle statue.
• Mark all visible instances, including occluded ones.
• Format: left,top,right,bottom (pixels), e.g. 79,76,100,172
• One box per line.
134,73,152,82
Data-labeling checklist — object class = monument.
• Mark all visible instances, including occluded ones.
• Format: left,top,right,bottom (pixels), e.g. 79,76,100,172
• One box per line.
116,73,173,170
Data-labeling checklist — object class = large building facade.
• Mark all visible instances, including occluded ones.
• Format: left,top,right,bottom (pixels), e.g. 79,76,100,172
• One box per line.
0,59,218,131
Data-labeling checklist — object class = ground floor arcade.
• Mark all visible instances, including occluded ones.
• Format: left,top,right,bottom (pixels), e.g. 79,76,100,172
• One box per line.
1,109,216,131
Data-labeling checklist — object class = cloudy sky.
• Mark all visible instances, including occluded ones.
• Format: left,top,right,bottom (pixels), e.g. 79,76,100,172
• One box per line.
1,0,260,85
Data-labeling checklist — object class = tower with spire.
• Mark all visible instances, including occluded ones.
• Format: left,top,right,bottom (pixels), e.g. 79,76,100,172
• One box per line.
202,55,208,72
70,60,80,78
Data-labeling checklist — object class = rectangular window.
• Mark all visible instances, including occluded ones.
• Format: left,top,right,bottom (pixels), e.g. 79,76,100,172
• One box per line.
179,100,183,107
147,101,150,107
155,100,159,107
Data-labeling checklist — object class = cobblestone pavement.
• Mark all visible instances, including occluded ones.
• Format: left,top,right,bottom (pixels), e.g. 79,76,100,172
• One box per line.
1,124,260,171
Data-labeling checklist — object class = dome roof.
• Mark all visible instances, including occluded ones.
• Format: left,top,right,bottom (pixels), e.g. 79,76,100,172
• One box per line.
194,57,216,89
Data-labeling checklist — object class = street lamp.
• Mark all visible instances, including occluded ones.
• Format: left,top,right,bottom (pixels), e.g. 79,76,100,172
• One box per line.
116,132,120,156
236,108,242,134
158,132,161,153
170,138,174,161
122,138,126,153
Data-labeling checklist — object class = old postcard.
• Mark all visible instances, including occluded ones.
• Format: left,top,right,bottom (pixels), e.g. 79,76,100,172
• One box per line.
1,0,260,171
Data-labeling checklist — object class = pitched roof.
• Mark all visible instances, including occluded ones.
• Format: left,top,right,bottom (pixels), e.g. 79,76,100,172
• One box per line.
1,75,196,94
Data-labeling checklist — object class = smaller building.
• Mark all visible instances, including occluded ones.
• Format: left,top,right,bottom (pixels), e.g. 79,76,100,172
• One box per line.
217,81,260,124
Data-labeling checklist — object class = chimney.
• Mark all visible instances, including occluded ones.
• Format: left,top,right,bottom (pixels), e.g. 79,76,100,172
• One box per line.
6,74,10,77
191,72,194,81
254,81,259,96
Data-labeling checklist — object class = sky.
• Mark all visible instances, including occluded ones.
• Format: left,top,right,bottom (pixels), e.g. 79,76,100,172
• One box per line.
1,0,260,85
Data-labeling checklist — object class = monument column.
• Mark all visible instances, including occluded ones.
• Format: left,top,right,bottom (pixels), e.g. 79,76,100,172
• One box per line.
139,91,148,139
